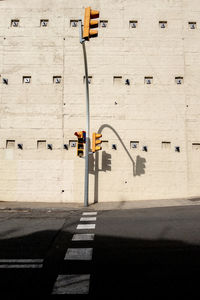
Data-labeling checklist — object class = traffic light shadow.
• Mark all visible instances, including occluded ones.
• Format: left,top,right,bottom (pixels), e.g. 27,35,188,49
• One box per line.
135,155,146,176
89,124,146,203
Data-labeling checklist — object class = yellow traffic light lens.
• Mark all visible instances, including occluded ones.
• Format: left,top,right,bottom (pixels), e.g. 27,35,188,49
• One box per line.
92,133,102,153
90,10,99,18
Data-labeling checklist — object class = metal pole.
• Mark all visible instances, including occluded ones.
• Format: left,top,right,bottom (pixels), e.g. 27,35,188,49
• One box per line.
79,20,90,207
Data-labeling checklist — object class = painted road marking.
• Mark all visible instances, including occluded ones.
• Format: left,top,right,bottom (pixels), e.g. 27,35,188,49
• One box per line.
0,259,43,263
64,248,93,261
52,274,90,294
77,224,96,230
0,264,43,268
80,217,97,222
72,233,95,241
0,259,43,268
82,212,97,216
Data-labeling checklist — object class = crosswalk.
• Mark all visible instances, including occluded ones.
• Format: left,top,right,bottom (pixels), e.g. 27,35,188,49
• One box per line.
52,211,97,295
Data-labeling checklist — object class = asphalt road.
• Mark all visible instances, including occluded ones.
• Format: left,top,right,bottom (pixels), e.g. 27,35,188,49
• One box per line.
0,205,200,296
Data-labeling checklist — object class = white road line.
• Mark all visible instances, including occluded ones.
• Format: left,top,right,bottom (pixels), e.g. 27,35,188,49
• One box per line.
0,264,43,269
0,259,43,263
0,259,44,268
72,233,95,241
82,212,97,216
80,217,97,222
52,274,90,294
77,224,96,230
64,248,93,261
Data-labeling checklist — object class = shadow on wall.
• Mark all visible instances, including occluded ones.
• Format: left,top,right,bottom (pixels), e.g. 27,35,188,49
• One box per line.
89,124,146,203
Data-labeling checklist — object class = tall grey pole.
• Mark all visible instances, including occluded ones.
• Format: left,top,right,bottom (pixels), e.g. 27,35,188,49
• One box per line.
79,20,90,207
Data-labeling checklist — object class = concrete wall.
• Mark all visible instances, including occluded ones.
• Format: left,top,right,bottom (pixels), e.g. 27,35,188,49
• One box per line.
0,0,199,203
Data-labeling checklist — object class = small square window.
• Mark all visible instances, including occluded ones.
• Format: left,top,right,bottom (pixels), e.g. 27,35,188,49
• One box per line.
40,19,49,27
113,76,122,85
192,143,200,150
37,140,46,149
11,19,19,27
175,146,180,152
69,140,77,148
175,77,183,85
23,76,31,84
53,76,62,84
129,20,138,28
159,21,167,28
100,20,108,28
162,141,171,149
83,76,92,84
70,20,78,27
189,22,196,29
130,141,139,149
142,146,148,152
6,140,15,149
144,77,153,85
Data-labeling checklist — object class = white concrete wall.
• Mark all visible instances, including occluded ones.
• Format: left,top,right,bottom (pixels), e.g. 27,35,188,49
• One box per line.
0,0,199,203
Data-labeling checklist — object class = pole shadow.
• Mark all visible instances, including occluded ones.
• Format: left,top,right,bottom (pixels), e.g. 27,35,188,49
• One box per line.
89,124,146,204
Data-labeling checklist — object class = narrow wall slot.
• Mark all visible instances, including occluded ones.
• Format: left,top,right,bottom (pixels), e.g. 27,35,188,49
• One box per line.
143,146,148,152
112,144,117,150
3,78,8,84
125,79,130,85
47,144,52,150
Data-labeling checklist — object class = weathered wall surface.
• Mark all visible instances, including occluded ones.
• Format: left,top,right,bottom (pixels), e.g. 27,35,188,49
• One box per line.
0,0,199,203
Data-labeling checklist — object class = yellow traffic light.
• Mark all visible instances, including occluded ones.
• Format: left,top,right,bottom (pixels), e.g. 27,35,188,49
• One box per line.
92,132,102,153
74,131,86,157
83,7,100,40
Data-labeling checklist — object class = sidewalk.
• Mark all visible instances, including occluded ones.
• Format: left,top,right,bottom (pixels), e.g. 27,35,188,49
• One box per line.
0,197,199,211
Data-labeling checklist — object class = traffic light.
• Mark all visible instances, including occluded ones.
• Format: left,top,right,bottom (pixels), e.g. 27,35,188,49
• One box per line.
74,131,86,157
83,7,100,40
92,132,102,153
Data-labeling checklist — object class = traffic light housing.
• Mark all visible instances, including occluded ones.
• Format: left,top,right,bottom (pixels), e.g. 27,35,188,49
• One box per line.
74,131,86,157
92,132,102,153
83,7,99,40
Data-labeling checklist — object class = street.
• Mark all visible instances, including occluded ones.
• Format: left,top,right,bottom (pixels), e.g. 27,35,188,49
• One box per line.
0,205,200,296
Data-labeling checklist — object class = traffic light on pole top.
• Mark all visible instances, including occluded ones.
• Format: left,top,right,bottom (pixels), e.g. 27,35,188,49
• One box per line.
83,7,100,40
92,132,102,153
